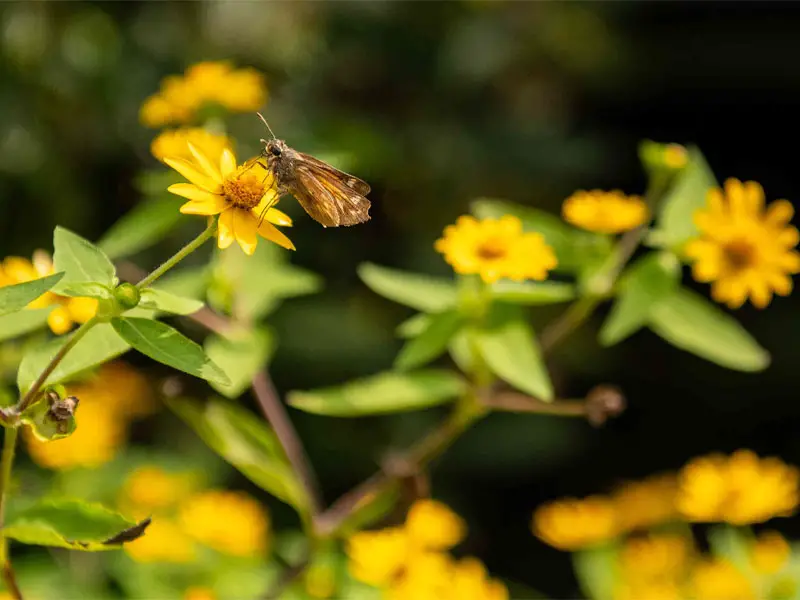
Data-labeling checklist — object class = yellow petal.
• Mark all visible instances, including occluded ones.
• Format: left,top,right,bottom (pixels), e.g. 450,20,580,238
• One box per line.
233,209,258,256
187,142,222,183
263,208,292,227
743,180,765,215
220,148,238,179
66,297,98,323
256,220,295,250
164,158,223,194
765,200,794,226
178,191,228,215
170,183,227,208
217,209,235,249
47,306,73,335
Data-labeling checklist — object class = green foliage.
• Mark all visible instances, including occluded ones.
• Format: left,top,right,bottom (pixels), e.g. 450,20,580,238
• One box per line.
98,197,184,260
358,263,457,312
289,369,466,416
0,308,54,342
21,395,77,441
52,226,117,292
0,273,63,316
490,280,575,305
204,328,274,398
394,309,464,370
4,499,148,551
648,287,770,371
138,288,204,316
111,317,230,386
572,544,620,600
599,252,680,346
396,313,431,338
167,396,308,511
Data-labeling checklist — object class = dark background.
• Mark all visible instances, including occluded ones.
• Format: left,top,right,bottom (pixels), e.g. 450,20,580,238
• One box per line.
1,1,799,595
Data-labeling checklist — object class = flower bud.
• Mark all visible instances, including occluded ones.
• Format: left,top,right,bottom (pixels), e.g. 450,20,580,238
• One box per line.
114,282,141,310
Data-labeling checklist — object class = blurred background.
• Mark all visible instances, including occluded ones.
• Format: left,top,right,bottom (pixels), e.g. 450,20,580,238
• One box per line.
1,1,800,596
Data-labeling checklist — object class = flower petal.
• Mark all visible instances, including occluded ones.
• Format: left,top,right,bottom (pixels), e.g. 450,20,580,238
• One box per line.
264,208,293,227
257,220,295,250
233,209,258,256
187,142,222,183
170,184,227,211
217,209,235,249
220,148,238,179
164,158,223,194
180,199,227,216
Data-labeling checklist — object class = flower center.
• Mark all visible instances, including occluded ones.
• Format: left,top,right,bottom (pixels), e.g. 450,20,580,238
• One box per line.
476,238,507,261
222,175,264,209
723,239,756,272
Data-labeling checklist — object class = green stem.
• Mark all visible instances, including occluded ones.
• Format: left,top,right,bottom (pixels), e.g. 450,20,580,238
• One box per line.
16,317,99,414
136,220,217,289
539,296,600,354
0,428,21,600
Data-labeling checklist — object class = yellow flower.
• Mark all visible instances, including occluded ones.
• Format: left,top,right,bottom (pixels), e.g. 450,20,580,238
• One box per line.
183,588,216,600
562,190,648,234
119,466,196,520
386,552,452,600
0,253,97,335
612,473,680,532
140,61,267,128
450,557,509,600
614,580,683,600
347,527,410,586
685,178,800,308
87,361,157,420
178,490,269,557
151,128,232,163
619,533,693,583
689,559,755,600
165,143,294,255
532,495,619,551
435,215,557,283
749,531,790,575
677,450,800,525
405,499,466,551
125,518,195,563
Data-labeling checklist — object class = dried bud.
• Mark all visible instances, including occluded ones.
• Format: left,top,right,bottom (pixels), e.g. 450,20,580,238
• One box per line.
585,385,625,427
48,395,79,422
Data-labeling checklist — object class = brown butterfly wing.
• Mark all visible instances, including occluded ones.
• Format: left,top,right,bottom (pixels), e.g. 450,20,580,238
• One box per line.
296,152,371,196
292,163,371,227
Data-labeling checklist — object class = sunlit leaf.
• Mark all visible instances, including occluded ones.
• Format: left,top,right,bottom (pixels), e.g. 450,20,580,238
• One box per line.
52,281,112,300
396,313,431,339
53,227,116,288
204,328,274,398
573,543,620,600
138,288,204,316
358,263,457,312
0,273,63,316
490,280,575,305
394,310,464,370
98,197,184,259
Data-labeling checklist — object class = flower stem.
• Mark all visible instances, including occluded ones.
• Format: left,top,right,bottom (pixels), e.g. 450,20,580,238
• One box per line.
0,428,21,600
16,317,99,414
136,219,217,289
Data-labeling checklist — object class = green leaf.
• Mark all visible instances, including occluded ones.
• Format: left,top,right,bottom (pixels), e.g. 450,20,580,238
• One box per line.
17,323,130,393
651,146,718,250
358,263,457,312
21,395,77,441
51,281,113,300
0,273,63,316
0,308,54,342
111,317,230,386
572,543,620,600
53,227,116,288
396,313,431,339
394,310,464,370
289,369,466,416
648,287,770,371
475,308,553,400
4,499,149,551
471,198,613,273
204,329,274,398
448,328,475,373
138,288,204,316
167,396,307,511
490,281,575,305
599,252,680,346
97,197,184,260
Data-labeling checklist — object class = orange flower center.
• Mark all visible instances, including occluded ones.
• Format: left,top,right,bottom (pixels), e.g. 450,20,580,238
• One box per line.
476,238,507,261
723,239,756,272
222,175,264,209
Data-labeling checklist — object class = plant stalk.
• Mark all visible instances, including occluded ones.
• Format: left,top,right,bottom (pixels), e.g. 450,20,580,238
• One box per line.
136,220,217,289
0,428,21,600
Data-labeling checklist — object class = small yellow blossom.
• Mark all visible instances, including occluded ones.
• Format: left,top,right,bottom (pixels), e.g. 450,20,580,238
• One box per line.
179,490,269,557
119,466,195,520
151,128,232,163
87,361,157,419
140,61,267,128
183,588,216,600
125,518,195,563
612,473,679,532
451,557,509,600
0,253,97,335
614,580,683,600
619,533,692,582
532,495,619,551
165,143,294,255
562,190,648,234
685,178,800,308
690,559,755,600
435,215,557,283
405,499,466,551
347,527,409,586
749,531,790,574
677,450,800,525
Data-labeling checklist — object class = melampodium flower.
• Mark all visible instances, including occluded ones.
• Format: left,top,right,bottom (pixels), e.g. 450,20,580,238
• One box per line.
749,531,790,575
685,178,800,308
119,466,196,519
676,450,800,525
562,190,648,234
435,215,557,283
0,252,97,335
151,128,232,163
125,518,195,563
611,473,679,532
165,143,294,254
140,61,267,128
618,533,693,583
689,559,755,600
532,495,619,551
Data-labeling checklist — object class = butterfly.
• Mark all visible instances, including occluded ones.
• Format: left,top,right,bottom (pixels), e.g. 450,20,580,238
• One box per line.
257,113,371,228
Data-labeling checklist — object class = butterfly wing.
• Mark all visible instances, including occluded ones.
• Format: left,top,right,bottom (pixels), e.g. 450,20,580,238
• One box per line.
296,152,371,196
291,162,371,227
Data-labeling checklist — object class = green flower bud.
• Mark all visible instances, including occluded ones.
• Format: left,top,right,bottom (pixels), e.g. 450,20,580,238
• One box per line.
114,282,141,310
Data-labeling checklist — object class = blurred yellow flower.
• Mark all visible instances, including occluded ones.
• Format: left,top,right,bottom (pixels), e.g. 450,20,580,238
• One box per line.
749,531,790,575
165,143,294,254
614,580,683,600
183,588,216,600
88,361,157,420
619,533,692,583
532,495,619,551
677,450,799,525
690,559,755,600
562,190,648,234
405,499,466,551
119,466,195,520
179,490,269,557
151,128,232,163
125,519,195,563
450,557,509,600
435,215,557,283
347,527,410,587
685,178,800,309
0,252,97,335
612,473,679,532
140,61,267,128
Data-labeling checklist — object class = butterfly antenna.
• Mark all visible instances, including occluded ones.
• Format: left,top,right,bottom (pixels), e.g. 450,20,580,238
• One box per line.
256,112,277,140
